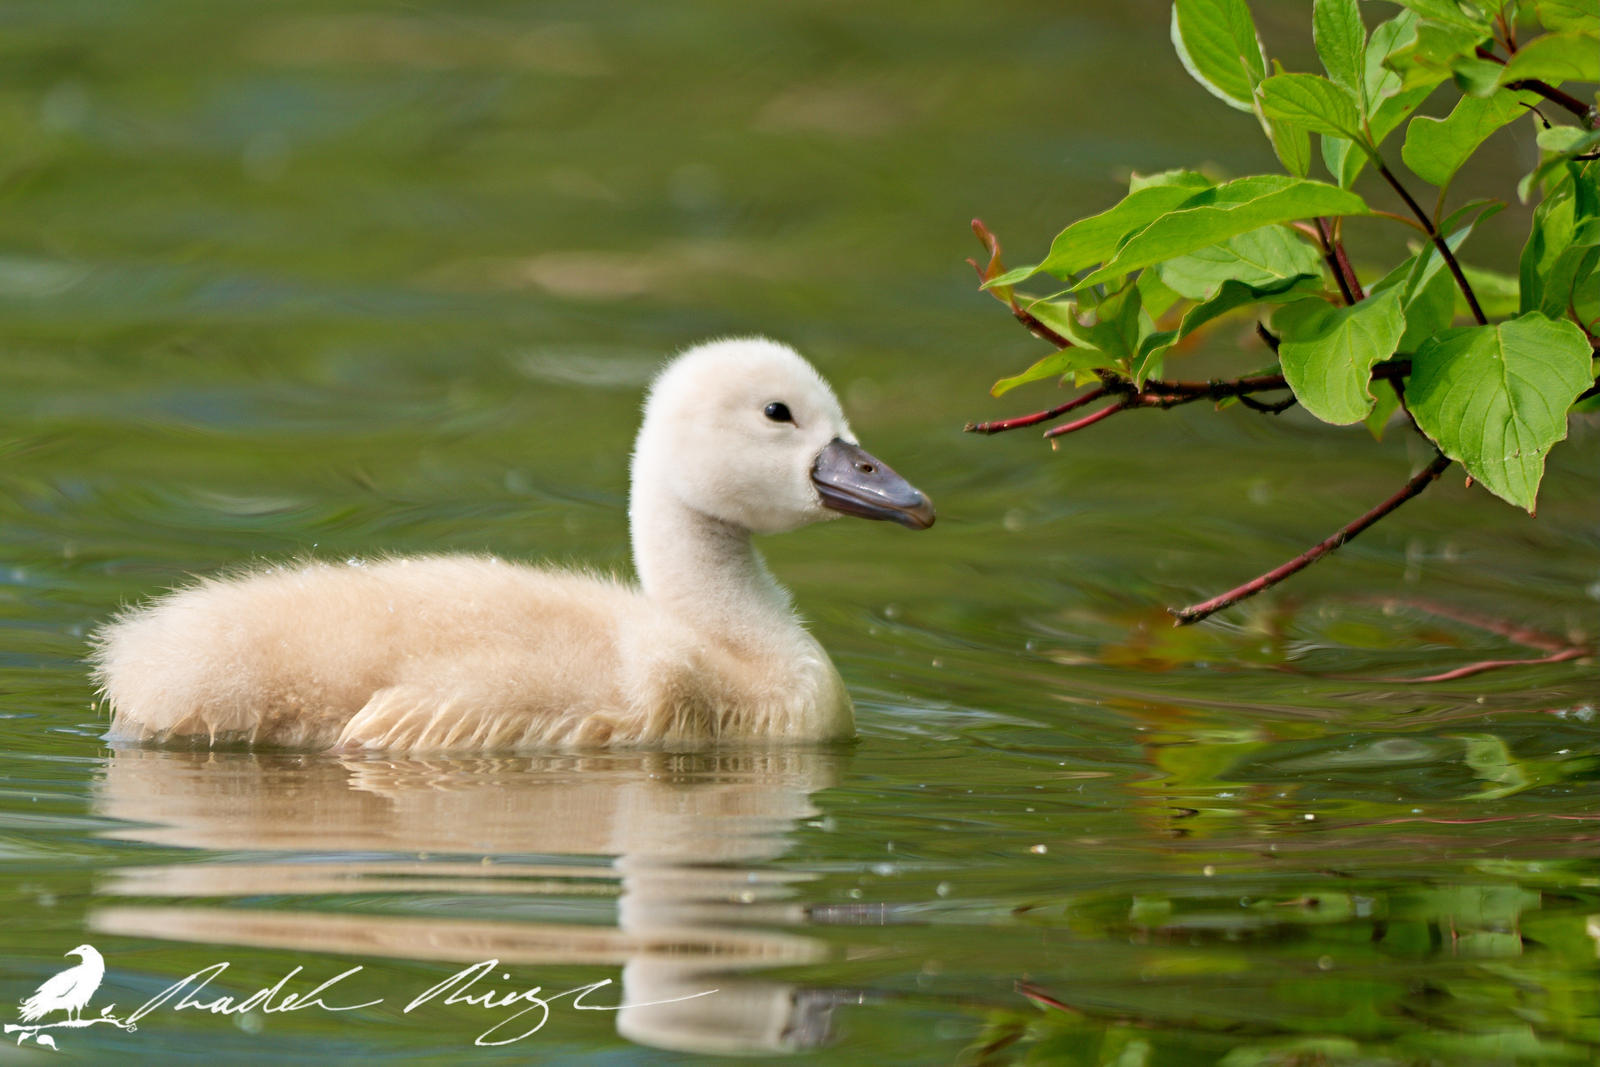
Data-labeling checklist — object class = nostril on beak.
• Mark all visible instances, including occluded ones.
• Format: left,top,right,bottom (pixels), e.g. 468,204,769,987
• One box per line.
857,463,875,474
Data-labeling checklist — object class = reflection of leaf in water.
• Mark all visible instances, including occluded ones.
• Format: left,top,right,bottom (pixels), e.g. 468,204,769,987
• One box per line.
1452,733,1595,799
1097,607,1288,673
966,872,1586,1064
1459,733,1529,799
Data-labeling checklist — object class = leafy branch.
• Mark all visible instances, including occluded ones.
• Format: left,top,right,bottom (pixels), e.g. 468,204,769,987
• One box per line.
967,0,1600,625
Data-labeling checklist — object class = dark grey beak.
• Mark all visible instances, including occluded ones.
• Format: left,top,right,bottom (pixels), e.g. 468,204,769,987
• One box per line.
811,438,935,530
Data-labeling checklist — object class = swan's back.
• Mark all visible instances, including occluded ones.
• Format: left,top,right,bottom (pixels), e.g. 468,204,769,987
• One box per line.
94,557,643,749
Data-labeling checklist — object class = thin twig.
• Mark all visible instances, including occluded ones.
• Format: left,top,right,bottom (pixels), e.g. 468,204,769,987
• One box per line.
1170,452,1454,625
1474,45,1599,128
1042,399,1129,438
1371,208,1430,233
1313,217,1364,304
1145,360,1412,399
966,387,1107,434
966,362,1417,436
968,218,1078,349
1238,394,1297,414
1374,159,1488,325
1256,322,1280,353
1012,306,1071,348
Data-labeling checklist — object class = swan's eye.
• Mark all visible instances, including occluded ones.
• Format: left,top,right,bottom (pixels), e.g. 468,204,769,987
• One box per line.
763,402,793,423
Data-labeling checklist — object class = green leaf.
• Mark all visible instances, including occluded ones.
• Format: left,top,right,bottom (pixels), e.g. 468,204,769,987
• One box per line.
1386,19,1493,92
1520,181,1575,312
990,337,1116,396
1365,8,1428,104
1273,288,1407,424
1130,167,1216,194
1331,102,1434,189
1370,80,1440,142
1538,124,1599,155
1175,272,1322,341
1324,7,1439,188
1364,379,1404,440
1392,0,1492,32
1573,251,1600,331
1401,89,1533,188
1255,61,1313,178
1519,126,1600,201
1075,176,1370,288
1321,136,1363,187
1534,229,1600,319
1521,162,1600,315
1263,110,1314,177
1171,0,1269,113
1025,298,1095,348
1016,286,1152,374
1086,283,1148,365
1499,31,1600,86
1322,77,1438,186
1533,0,1600,33
1451,54,1507,96
1461,264,1522,319
1314,0,1368,94
1157,224,1326,299
1258,72,1367,140
1369,198,1504,349
1396,260,1460,349
1136,263,1183,319
1018,172,1214,282
1408,313,1595,511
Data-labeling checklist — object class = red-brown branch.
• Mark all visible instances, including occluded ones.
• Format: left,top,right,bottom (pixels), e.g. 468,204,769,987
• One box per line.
966,362,1417,436
1476,45,1600,128
1374,159,1488,325
1042,399,1129,438
966,387,1107,434
1313,216,1365,305
1170,451,1454,625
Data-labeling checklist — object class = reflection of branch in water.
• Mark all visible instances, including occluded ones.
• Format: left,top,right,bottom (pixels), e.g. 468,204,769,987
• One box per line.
1349,597,1593,683
92,747,847,1055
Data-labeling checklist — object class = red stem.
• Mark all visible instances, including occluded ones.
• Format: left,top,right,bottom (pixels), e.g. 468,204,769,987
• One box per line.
1373,159,1487,325
1042,399,1129,438
1313,217,1365,304
966,387,1106,434
1170,452,1453,625
1475,45,1599,128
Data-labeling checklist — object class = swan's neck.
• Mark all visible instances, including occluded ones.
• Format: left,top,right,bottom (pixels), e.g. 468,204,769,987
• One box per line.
630,493,798,647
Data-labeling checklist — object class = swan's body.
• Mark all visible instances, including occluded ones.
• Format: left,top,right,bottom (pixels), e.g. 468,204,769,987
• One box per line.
92,338,933,752
20,945,104,1023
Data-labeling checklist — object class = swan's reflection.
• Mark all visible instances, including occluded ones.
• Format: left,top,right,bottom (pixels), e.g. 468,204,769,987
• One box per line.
91,747,844,1055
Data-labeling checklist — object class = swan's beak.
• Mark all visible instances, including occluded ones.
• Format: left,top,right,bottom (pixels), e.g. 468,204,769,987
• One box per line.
812,438,935,530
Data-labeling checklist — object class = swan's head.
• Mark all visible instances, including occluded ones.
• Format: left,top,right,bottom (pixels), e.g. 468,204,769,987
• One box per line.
633,338,934,534
67,945,94,959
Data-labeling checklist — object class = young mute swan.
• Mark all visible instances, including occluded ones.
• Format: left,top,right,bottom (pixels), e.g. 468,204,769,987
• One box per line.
92,338,934,752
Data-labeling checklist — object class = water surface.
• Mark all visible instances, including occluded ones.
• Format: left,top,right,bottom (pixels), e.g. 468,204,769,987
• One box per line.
1,1,1595,1062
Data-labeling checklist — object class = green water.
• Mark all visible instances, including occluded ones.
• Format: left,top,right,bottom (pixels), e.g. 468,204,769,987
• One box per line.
1,1,1596,1063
